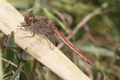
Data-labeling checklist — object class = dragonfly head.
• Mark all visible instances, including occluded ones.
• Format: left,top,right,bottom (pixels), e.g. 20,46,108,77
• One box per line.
24,12,37,26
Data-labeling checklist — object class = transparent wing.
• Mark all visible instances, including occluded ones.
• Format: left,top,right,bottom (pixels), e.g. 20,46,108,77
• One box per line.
46,33,56,50
37,32,56,50
22,52,34,60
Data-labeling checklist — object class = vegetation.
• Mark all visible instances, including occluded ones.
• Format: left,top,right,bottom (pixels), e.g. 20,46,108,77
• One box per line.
0,0,120,80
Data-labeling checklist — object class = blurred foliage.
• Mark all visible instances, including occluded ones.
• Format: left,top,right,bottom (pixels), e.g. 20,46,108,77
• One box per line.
0,0,120,80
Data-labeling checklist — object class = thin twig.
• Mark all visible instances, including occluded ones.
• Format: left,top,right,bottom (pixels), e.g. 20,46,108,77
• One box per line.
0,57,18,68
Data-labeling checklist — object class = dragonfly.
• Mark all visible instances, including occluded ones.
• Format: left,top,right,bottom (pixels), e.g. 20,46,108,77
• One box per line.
19,11,93,65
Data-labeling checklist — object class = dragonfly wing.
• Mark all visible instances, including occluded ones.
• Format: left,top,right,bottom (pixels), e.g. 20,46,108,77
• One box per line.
22,51,34,60
45,33,56,50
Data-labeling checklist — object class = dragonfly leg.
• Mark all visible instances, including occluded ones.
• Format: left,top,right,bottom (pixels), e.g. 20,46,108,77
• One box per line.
17,25,31,31
22,32,35,39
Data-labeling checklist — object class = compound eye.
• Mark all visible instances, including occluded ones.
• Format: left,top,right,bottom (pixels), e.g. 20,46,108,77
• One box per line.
29,17,32,21
44,17,49,23
24,16,27,20
27,17,32,25
24,16,32,25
